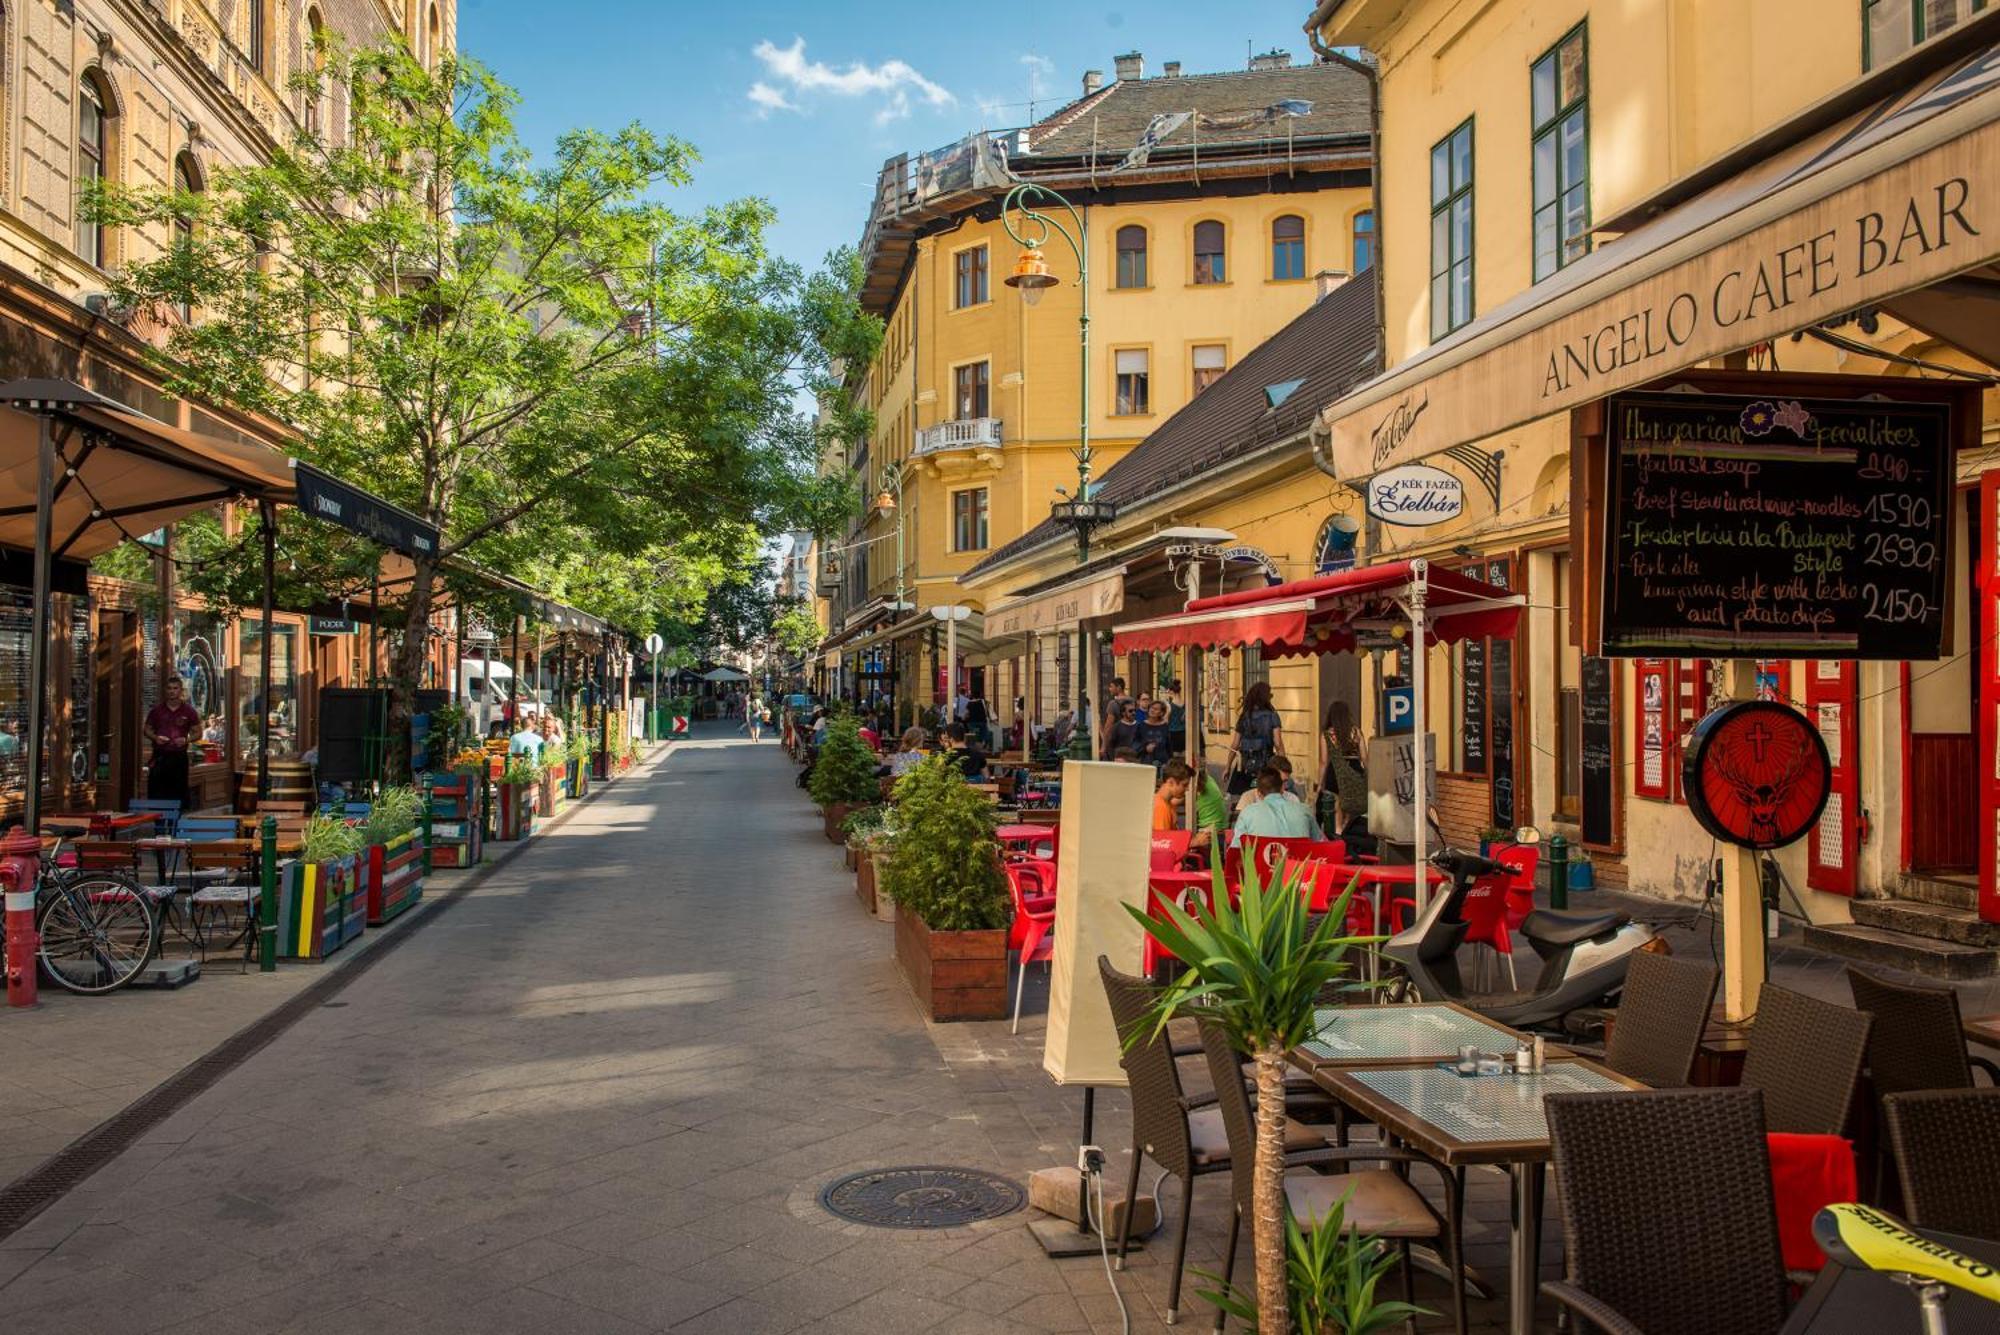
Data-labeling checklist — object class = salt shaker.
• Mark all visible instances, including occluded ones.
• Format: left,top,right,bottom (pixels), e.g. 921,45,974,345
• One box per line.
1532,1035,1547,1072
1515,1040,1533,1073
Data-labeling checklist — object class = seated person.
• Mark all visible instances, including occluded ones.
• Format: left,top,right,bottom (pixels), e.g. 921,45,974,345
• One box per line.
1233,764,1320,840
885,726,929,778
1235,755,1303,813
945,723,987,780
1112,746,1143,764
1153,760,1213,850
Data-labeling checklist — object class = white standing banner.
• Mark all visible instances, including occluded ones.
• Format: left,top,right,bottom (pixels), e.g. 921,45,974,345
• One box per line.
1366,733,1438,847
1043,760,1153,1087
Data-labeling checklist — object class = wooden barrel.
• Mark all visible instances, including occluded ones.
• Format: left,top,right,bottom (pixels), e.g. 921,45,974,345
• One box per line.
236,759,316,812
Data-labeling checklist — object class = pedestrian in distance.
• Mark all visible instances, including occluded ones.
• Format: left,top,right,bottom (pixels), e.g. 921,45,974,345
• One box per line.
1226,680,1285,796
1136,700,1173,773
747,692,765,743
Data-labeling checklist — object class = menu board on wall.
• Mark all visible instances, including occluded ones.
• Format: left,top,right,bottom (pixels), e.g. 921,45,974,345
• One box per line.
1579,655,1616,847
1485,560,1515,829
1599,390,1954,660
1460,639,1487,773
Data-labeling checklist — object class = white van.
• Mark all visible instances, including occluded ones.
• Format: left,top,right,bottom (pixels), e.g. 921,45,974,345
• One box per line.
460,660,513,736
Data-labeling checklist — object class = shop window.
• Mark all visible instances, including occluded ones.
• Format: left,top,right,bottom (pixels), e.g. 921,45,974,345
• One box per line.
952,487,989,552
955,244,989,308
1271,214,1305,281
1114,348,1150,415
1192,220,1226,284
1192,344,1227,395
1865,0,1986,69
1115,224,1147,288
953,360,989,420
238,620,301,766
174,609,229,761
1531,25,1590,281
1353,210,1374,273
1429,120,1474,339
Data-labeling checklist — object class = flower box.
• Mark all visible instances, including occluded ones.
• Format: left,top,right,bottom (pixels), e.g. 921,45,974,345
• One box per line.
854,849,875,913
869,851,897,924
495,780,537,841
424,774,483,868
275,854,364,961
540,760,569,817
365,829,425,926
821,800,859,844
894,901,1007,1022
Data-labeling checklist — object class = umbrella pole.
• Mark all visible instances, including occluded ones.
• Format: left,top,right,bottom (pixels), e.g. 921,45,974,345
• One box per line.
1409,563,1428,909
24,416,54,832
256,500,277,804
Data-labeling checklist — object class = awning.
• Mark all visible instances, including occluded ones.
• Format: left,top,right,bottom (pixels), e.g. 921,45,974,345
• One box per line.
700,666,749,683
293,460,440,559
1111,560,1521,657
988,566,1128,637
1322,42,2000,478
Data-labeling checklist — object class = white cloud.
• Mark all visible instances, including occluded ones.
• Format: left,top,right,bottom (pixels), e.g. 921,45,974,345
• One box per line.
749,36,956,124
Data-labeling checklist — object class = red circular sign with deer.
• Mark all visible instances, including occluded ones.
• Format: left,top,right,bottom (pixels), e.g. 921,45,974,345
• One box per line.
1682,701,1832,851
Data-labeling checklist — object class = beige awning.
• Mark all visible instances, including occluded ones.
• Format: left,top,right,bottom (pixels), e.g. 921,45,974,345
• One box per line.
1322,44,2000,479
988,566,1128,637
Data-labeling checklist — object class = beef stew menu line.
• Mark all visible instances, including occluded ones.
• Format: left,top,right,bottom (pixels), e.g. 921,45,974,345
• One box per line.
1599,390,1953,660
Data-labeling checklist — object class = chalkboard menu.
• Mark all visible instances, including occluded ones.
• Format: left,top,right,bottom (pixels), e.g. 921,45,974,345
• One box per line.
1600,390,1954,660
1485,561,1515,828
1460,638,1487,773
1579,655,1616,846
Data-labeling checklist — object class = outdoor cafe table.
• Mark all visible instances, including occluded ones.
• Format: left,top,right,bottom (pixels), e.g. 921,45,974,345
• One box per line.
42,812,157,839
1966,1014,2000,1049
1290,1002,1645,1335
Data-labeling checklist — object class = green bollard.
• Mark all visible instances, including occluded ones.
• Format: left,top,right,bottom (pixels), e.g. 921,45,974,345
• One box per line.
258,815,279,971
1548,832,1570,911
420,773,434,877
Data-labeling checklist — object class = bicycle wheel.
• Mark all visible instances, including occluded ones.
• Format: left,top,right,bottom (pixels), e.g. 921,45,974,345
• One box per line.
36,873,158,994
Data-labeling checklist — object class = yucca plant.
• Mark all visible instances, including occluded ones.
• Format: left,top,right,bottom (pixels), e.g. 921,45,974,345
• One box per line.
1127,851,1374,1333
1201,1202,1428,1335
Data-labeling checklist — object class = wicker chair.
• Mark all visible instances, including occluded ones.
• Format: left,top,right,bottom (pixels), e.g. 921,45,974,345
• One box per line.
1883,1087,2000,1239
1738,984,1873,1135
1097,959,1350,1327
1544,1087,1788,1335
1602,950,1719,1088
1195,1019,1465,1335
1846,967,1998,1201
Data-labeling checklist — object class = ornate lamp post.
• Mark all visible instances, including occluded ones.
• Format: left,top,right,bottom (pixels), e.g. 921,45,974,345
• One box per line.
1001,181,1116,562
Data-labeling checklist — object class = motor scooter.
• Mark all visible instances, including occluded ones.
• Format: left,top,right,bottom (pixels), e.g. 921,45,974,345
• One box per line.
1379,818,1664,1034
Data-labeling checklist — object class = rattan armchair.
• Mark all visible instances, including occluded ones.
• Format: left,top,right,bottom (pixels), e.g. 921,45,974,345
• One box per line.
1544,1086,1789,1335
1847,966,1998,1201
1738,984,1873,1135
1601,950,1719,1088
1883,1087,2000,1239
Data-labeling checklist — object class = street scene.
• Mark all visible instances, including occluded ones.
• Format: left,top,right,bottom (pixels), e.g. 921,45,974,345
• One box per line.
3,1,2000,1332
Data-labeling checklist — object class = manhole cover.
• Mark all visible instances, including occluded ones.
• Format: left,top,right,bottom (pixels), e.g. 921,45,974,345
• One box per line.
818,1166,1025,1229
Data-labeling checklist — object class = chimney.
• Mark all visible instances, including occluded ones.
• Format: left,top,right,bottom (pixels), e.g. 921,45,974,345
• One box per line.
1313,269,1351,301
1113,51,1144,81
1162,61,1182,77
1248,48,1294,71
1082,68,1104,96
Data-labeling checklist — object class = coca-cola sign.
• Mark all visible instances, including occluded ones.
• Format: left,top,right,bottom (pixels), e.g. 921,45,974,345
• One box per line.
1366,463,1464,527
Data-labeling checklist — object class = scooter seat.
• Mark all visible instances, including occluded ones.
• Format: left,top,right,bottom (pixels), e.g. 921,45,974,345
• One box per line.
1519,909,1627,948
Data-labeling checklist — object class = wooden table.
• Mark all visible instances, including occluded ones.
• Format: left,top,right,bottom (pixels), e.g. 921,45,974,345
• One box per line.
42,812,158,839
1291,1002,1639,1335
1966,1014,2000,1049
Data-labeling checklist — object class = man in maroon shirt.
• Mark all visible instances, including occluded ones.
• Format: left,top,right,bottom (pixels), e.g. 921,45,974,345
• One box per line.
143,676,201,805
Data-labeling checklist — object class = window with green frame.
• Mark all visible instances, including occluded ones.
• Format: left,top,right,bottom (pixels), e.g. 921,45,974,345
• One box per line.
1532,26,1590,282
1865,0,1987,70
1429,120,1474,340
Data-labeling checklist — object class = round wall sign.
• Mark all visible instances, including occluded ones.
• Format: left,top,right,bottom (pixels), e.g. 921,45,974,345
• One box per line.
1681,700,1832,850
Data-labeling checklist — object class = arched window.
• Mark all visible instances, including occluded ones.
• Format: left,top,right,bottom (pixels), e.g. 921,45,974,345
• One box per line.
1114,224,1147,288
1192,220,1225,284
248,0,267,75
76,74,111,267
1270,214,1305,280
1353,210,1375,273
172,153,201,320
426,4,440,68
304,7,327,135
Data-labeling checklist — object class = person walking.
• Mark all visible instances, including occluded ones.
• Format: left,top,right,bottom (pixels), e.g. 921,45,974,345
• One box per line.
1320,700,1374,856
1226,680,1285,796
142,676,201,807
1104,699,1141,762
1135,700,1174,773
746,692,766,743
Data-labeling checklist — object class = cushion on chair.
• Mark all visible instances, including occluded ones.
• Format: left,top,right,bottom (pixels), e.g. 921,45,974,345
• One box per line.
191,887,253,905
1187,1109,1330,1165
1283,1169,1439,1238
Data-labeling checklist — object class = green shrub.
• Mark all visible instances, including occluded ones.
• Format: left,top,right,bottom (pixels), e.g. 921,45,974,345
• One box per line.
880,755,1007,932
500,756,538,785
809,717,879,807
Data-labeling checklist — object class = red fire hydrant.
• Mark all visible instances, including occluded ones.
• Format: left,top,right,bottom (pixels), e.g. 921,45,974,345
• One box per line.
2,828,42,1008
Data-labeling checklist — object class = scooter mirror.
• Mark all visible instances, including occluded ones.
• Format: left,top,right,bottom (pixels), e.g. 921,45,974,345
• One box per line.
1515,826,1542,845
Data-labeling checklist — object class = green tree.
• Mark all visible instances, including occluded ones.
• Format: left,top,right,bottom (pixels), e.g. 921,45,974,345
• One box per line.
91,41,874,772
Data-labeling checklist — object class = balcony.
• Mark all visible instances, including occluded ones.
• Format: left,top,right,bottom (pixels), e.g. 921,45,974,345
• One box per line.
915,417,1004,455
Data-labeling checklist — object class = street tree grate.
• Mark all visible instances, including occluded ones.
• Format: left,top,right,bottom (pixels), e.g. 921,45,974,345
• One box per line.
818,1166,1025,1229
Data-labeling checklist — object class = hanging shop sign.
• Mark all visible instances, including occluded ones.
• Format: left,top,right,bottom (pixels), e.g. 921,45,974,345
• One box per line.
309,616,358,636
1315,512,1361,574
1597,388,1954,660
1682,700,1832,850
293,461,440,558
1366,464,1464,527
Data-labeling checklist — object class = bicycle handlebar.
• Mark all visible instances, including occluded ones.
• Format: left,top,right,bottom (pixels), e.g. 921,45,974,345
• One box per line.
1814,1203,2000,1305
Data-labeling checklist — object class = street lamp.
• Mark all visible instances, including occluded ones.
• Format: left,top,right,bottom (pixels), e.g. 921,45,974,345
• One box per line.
1001,181,1116,562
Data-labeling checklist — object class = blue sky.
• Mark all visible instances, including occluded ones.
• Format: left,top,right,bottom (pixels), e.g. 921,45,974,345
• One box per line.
459,0,1319,279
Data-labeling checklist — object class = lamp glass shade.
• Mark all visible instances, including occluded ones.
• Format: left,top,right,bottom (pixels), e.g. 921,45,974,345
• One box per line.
874,489,896,513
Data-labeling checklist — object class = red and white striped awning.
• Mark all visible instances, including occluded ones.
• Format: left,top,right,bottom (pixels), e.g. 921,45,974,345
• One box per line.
1110,559,1522,657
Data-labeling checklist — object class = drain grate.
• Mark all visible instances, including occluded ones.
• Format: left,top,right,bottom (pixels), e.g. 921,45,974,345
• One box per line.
819,1166,1025,1230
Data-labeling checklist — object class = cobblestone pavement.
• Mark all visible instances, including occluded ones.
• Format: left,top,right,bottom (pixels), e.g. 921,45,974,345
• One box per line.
4,727,1990,1333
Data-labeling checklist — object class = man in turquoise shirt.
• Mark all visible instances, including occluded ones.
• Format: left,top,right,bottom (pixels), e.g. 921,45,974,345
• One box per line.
1233,766,1321,840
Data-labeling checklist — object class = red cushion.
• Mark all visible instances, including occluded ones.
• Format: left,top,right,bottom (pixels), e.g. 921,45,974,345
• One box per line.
1767,1132,1857,1272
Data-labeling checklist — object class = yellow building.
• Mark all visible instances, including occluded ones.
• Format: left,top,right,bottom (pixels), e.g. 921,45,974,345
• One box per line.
819,49,1375,724
1292,0,2000,995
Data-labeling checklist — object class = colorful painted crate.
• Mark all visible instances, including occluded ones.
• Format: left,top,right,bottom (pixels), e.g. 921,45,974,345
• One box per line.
539,761,568,819
365,829,425,925
424,774,484,868
494,780,537,841
275,855,364,961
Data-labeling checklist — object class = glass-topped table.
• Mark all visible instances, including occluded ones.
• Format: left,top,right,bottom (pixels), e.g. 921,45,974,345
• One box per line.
1295,1002,1526,1067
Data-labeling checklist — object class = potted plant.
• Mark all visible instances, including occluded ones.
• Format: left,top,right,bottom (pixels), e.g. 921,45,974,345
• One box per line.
540,743,568,817
1133,856,1372,1333
360,785,426,925
277,814,367,960
1202,1205,1428,1335
882,756,1010,1021
1476,824,1514,857
809,716,878,842
495,755,539,840
565,729,591,799
864,808,902,924
843,805,885,909
841,803,878,873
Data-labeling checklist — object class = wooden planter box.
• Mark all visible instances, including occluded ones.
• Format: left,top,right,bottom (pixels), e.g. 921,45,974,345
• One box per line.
495,781,537,841
869,852,897,923
822,801,858,843
424,774,483,868
894,901,1007,1022
540,760,569,817
276,855,365,961
365,830,425,926
854,850,876,913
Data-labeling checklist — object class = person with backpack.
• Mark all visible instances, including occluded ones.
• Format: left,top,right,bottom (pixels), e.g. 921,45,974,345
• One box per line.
1226,680,1285,796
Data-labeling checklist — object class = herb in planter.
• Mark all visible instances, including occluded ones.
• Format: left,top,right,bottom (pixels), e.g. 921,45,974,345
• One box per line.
841,804,884,842
299,814,365,864
808,717,878,808
879,755,1006,932
361,786,422,846
500,757,539,786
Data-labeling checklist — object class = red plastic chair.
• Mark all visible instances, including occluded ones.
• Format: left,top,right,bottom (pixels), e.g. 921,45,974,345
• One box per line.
1149,831,1192,871
1237,835,1328,883
1496,844,1542,932
1008,864,1057,1034
1458,870,1517,987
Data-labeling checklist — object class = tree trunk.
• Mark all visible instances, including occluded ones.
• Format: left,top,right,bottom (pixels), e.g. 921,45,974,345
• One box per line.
386,559,437,782
1252,1045,1291,1333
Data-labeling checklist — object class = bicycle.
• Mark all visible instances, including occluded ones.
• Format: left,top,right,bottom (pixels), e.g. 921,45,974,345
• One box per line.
31,839,159,995
1816,1202,2000,1334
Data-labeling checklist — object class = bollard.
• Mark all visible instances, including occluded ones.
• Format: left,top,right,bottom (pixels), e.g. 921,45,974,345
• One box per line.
420,773,434,877
2,829,43,1008
1548,833,1570,911
258,815,279,972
